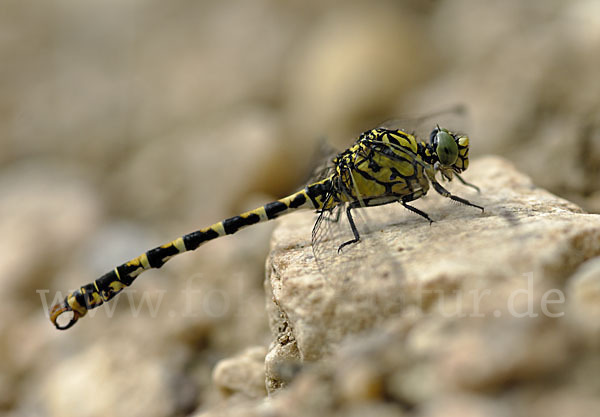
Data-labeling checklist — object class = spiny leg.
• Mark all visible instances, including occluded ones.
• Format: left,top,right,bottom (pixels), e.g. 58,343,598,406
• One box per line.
400,201,434,224
337,205,361,253
455,173,480,193
431,180,484,212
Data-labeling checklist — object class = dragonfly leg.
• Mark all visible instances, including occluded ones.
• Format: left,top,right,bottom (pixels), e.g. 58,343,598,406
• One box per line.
455,173,480,193
337,205,361,253
431,180,484,212
400,201,435,224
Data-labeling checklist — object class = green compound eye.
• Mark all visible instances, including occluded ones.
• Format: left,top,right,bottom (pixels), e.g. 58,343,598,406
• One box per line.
436,129,458,166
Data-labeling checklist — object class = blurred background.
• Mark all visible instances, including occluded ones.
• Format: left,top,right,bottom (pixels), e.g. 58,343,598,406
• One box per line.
1,0,599,415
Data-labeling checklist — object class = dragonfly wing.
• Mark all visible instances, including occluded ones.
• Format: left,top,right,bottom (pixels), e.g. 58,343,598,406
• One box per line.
379,104,468,142
311,193,405,287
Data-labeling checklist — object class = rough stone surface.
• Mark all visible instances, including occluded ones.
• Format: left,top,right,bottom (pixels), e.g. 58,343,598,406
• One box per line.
565,257,600,346
264,156,600,389
208,155,600,417
212,345,268,399
42,331,198,417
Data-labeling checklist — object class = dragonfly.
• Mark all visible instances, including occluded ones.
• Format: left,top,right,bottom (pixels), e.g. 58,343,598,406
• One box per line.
50,118,483,330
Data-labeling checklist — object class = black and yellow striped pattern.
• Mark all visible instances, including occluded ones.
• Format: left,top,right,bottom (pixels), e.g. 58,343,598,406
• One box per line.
333,129,431,205
50,125,481,330
49,181,338,329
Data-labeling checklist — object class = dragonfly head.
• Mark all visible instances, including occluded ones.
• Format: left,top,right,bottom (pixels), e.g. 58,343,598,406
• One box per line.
430,126,470,180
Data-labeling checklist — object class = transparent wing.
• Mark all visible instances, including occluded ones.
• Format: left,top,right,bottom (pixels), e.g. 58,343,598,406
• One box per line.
312,203,406,289
311,195,348,278
310,106,471,287
311,178,405,288
380,104,469,141
305,138,341,184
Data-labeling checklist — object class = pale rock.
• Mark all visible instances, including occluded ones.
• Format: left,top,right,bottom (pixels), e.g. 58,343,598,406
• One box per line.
42,334,196,417
565,256,600,345
213,345,268,399
265,156,600,390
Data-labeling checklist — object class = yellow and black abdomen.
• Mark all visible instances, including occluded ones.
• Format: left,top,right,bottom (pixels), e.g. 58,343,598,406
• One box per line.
50,185,322,329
